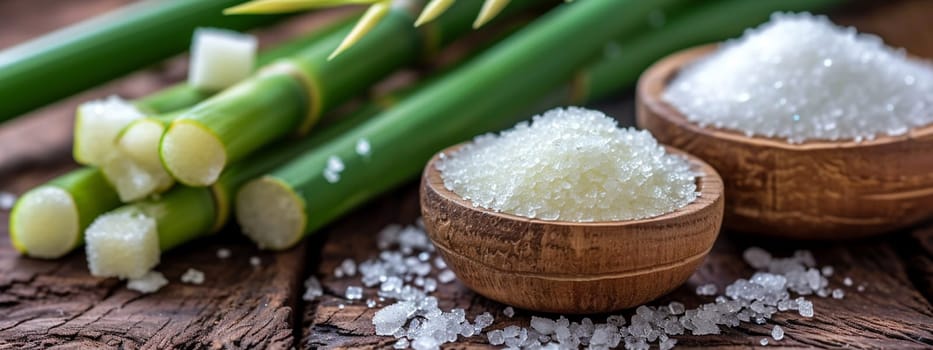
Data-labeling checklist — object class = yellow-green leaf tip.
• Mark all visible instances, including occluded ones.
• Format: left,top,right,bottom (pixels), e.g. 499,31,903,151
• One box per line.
224,0,380,15
473,0,510,29
414,0,456,27
328,1,390,60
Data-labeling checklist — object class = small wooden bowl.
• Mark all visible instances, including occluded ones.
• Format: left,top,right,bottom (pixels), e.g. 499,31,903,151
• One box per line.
637,45,933,239
420,144,724,314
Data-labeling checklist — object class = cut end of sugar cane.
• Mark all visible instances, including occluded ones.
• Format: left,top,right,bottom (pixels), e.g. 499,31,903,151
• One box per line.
118,119,167,171
161,120,227,186
9,187,81,259
235,176,306,250
73,96,145,165
85,210,160,279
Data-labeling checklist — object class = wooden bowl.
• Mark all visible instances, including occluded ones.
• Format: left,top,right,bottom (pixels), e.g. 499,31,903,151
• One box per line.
637,45,933,239
420,144,724,314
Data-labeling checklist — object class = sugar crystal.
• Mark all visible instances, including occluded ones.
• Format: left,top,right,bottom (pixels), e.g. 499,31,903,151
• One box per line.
772,325,784,340
503,306,515,318
127,271,168,293
180,268,205,285
216,248,231,259
303,276,322,301
346,286,363,300
0,191,16,211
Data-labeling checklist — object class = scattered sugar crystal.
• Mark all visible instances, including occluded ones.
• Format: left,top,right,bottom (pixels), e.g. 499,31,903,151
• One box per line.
356,138,372,156
249,256,261,267
422,278,437,293
216,248,231,259
340,258,357,277
338,304,345,310
668,301,686,315
180,268,205,284
436,107,698,222
659,337,677,350
474,312,494,330
857,284,866,292
821,266,834,277
437,270,456,284
760,338,769,346
832,288,845,299
367,299,377,308
346,286,363,300
843,277,853,286
503,306,515,318
393,338,409,349
323,156,344,183
531,316,557,335
303,276,323,301
742,247,772,269
663,13,933,143
126,271,168,293
772,325,784,340
487,330,505,345
0,191,16,210
798,299,814,317
696,283,718,296
433,257,447,270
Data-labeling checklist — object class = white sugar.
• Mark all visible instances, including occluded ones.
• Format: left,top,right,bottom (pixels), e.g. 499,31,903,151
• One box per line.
216,248,231,259
356,138,372,156
323,155,345,184
503,306,515,318
437,107,698,222
249,256,261,267
437,270,456,284
303,276,323,301
180,268,205,285
696,283,718,296
772,325,784,341
0,191,16,211
346,286,363,300
127,271,168,294
664,13,933,143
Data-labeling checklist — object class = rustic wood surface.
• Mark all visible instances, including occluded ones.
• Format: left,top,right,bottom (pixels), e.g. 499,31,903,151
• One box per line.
420,145,724,314
1,1,932,349
636,45,933,239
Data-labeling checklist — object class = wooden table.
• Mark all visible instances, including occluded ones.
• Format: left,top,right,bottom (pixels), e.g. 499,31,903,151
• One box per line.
1,1,931,348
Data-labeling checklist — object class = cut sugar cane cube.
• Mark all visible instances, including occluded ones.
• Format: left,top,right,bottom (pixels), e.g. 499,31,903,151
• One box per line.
188,28,257,91
100,151,173,202
73,96,145,165
85,211,160,279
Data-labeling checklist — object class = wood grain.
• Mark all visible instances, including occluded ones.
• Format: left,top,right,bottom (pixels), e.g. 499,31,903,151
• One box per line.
636,45,933,240
420,144,724,314
303,183,933,349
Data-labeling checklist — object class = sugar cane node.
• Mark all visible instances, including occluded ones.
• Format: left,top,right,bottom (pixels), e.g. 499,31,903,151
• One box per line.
257,60,324,136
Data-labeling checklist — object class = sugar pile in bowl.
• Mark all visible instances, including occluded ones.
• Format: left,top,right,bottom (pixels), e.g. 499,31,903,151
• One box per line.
436,107,699,222
663,12,933,143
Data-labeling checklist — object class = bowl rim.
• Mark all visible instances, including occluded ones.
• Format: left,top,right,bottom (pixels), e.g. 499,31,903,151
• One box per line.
423,142,724,229
639,44,933,151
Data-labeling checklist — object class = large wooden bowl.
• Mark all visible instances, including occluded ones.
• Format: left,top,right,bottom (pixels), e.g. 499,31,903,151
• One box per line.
637,45,933,239
420,144,724,314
